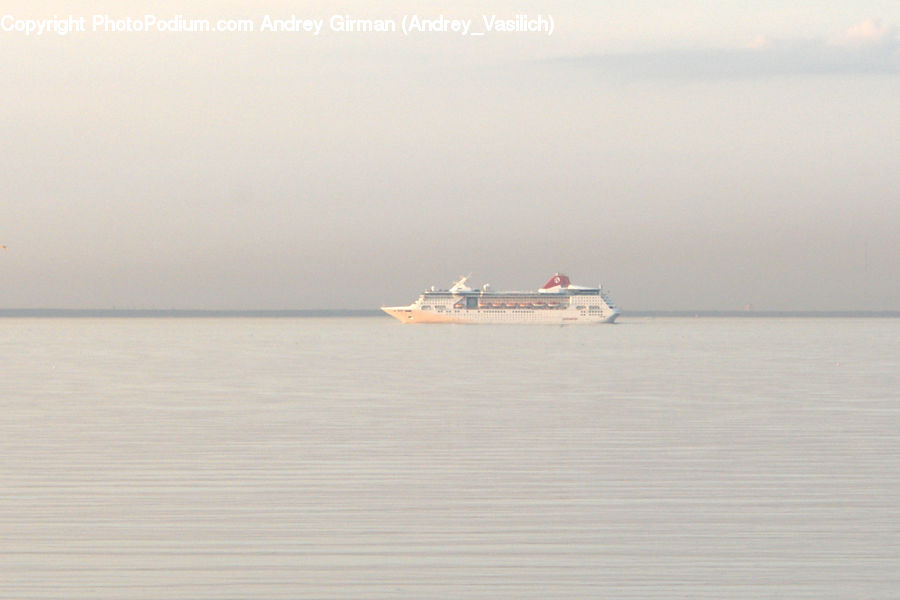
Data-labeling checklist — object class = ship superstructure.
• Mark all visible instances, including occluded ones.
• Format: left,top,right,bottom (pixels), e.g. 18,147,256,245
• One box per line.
382,273,619,324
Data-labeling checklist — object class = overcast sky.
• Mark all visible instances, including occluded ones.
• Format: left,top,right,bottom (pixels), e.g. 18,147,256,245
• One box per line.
1,1,898,310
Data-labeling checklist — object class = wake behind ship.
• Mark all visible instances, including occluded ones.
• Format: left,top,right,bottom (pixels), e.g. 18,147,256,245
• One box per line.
382,273,620,324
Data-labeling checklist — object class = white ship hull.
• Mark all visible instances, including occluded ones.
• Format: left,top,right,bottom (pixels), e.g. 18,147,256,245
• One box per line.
382,306,618,324
382,273,620,325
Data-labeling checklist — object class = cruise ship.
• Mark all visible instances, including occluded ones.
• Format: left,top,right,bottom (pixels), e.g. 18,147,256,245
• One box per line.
382,273,620,324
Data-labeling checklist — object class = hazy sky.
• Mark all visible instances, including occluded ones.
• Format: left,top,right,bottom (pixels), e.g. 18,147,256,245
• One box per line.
2,1,898,310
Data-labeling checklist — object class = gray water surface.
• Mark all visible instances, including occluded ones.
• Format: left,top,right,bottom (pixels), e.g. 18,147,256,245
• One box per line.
2,317,898,598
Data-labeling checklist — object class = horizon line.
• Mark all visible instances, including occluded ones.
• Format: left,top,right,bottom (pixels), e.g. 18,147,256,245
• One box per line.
1,309,898,318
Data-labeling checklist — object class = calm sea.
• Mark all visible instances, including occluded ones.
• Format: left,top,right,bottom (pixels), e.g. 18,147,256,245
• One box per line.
1,317,898,599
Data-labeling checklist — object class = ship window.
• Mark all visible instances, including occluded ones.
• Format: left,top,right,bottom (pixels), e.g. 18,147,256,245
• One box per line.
422,305,432,310
466,297,478,309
